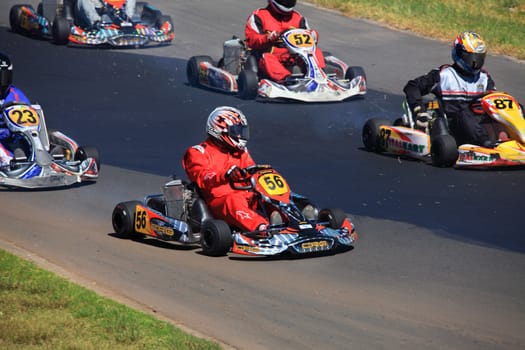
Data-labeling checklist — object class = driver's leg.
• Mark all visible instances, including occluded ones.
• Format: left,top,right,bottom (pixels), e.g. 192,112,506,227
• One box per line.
259,53,292,83
208,192,268,232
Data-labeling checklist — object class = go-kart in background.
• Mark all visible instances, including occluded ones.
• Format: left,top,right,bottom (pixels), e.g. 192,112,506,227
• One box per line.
2,1,525,349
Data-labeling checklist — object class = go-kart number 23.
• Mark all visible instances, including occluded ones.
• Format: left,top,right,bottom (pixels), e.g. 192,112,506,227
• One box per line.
259,174,288,195
8,107,40,126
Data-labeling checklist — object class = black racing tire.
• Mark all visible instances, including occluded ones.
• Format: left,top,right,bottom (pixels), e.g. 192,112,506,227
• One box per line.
345,66,366,82
52,16,70,45
238,69,259,100
393,118,405,126
319,208,347,229
74,146,100,170
431,134,458,167
10,5,34,33
156,14,173,32
112,201,141,238
362,118,392,152
186,55,213,87
200,219,233,257
135,1,148,17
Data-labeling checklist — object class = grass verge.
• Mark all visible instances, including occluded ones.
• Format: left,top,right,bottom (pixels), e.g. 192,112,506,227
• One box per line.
0,249,222,350
304,0,525,60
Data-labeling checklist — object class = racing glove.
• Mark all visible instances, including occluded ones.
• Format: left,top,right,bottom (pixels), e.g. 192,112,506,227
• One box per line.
225,165,246,182
413,106,431,129
266,30,280,43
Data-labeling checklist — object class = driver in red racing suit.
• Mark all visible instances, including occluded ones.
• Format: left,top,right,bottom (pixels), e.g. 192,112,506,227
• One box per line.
182,106,269,232
245,0,326,83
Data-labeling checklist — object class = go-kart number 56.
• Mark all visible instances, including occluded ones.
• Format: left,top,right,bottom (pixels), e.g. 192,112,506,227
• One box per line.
135,208,149,232
7,106,40,126
259,174,288,195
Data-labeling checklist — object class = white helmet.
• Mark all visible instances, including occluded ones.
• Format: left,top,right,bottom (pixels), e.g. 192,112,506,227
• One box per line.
206,106,249,151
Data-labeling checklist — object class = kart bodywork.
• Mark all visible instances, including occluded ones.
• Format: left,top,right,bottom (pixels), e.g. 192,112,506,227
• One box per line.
9,0,174,47
112,165,357,257
362,92,525,168
187,29,366,102
0,102,99,189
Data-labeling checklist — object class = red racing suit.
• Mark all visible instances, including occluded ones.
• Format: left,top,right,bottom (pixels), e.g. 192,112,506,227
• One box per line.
245,6,326,82
182,138,268,232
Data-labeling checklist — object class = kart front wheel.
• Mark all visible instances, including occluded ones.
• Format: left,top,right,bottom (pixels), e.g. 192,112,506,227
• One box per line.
431,134,458,167
75,146,100,170
52,16,70,45
362,118,391,152
345,66,366,82
319,208,347,229
201,219,232,257
10,5,34,33
238,69,258,100
187,55,213,87
112,201,141,238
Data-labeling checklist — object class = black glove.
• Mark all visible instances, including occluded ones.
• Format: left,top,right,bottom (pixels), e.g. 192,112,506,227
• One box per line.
225,166,245,182
413,105,431,129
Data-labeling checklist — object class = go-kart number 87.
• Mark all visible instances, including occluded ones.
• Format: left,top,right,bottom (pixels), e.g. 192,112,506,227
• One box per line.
379,128,391,150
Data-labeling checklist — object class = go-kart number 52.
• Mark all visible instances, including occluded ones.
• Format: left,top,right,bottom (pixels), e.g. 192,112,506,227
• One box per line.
259,174,288,195
289,33,313,47
7,106,40,126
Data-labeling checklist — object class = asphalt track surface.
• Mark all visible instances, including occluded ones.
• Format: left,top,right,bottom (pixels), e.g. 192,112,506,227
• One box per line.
1,1,524,349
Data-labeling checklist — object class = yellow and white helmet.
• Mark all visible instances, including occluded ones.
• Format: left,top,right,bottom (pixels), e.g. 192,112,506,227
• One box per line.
451,31,487,75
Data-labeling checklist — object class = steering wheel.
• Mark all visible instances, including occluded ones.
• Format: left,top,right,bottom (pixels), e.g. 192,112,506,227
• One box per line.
229,164,272,190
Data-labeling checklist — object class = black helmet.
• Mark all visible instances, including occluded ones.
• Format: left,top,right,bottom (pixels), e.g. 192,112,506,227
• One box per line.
269,0,297,15
0,52,13,98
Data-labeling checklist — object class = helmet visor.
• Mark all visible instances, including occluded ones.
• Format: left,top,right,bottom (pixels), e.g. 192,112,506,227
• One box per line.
228,124,249,142
461,51,486,71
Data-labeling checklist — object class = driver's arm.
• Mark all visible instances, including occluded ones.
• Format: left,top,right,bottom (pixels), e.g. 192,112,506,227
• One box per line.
245,12,274,50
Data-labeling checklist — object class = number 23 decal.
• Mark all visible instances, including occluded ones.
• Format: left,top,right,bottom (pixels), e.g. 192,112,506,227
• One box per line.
7,106,40,126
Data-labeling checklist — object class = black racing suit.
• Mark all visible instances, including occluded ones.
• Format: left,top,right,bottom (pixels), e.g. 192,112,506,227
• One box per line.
403,64,496,146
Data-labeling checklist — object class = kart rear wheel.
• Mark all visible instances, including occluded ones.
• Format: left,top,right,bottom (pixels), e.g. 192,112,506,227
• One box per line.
156,15,173,32
319,208,347,229
112,201,140,238
52,16,70,45
187,55,213,87
431,134,458,167
10,5,34,33
345,66,366,82
362,118,392,152
75,146,100,170
238,69,258,100
201,219,232,257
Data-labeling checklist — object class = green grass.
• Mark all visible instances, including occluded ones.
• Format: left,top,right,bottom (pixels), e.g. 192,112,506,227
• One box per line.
305,0,525,60
0,250,222,350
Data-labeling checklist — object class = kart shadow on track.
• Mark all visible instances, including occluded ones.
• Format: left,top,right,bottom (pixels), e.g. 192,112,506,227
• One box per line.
0,179,97,192
107,232,200,252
